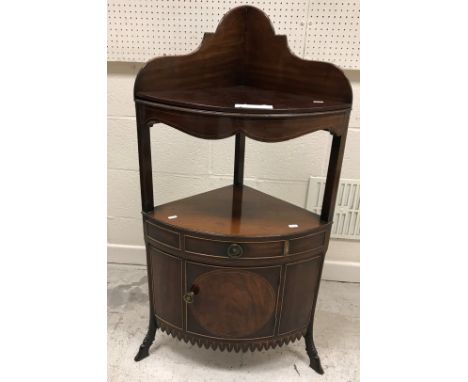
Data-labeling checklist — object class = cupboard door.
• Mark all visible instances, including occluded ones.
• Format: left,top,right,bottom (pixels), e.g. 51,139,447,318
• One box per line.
185,263,281,339
150,248,183,329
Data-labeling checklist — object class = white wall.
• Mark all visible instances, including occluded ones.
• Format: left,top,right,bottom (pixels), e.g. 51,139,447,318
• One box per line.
107,62,360,281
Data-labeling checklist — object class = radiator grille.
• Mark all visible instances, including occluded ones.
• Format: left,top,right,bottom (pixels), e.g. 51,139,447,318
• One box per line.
306,177,360,240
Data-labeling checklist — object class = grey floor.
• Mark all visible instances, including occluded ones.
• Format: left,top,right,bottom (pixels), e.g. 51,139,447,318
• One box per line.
108,264,359,382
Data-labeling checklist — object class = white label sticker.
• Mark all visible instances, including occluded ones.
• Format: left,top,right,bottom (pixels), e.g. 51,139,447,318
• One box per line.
288,224,299,228
313,100,324,104
168,215,178,220
235,103,274,110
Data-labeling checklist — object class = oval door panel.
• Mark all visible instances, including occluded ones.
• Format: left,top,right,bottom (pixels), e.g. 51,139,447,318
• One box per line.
189,269,276,338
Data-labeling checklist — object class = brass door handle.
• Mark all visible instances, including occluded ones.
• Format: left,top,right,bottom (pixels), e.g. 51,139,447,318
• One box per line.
183,291,195,304
184,285,199,304
227,243,243,258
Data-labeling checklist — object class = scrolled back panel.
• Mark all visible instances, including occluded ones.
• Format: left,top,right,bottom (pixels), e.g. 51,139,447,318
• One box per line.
107,0,359,70
108,0,308,61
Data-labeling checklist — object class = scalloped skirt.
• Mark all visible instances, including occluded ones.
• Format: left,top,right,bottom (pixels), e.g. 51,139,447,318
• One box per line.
156,318,307,353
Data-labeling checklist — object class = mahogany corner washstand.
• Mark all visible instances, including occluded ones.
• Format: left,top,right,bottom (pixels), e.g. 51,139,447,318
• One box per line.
133,6,352,375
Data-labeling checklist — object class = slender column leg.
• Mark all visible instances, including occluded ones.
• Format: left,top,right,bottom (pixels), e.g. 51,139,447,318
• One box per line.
305,321,324,374
134,308,158,361
134,230,159,361
304,247,328,375
134,239,158,362
134,105,158,362
134,238,158,362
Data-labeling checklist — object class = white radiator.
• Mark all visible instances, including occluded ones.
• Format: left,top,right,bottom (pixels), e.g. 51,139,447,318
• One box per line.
306,177,360,240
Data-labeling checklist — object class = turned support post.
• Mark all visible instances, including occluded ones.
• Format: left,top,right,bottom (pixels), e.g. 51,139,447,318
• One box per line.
136,104,154,213
321,128,348,223
234,132,246,186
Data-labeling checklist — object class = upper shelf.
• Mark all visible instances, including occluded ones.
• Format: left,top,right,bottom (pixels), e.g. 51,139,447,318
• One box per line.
134,6,352,117
137,85,348,115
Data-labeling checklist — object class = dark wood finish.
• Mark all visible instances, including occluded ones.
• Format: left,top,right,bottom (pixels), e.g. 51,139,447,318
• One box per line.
134,222,159,361
305,322,325,374
148,240,324,269
278,257,322,334
134,7,351,109
186,263,280,338
134,312,157,362
234,133,245,186
289,232,326,255
321,130,349,222
155,317,307,353
145,185,327,238
134,5,352,142
135,104,154,212
146,221,180,249
133,5,352,374
136,102,349,141
138,86,349,114
150,248,183,329
184,236,284,259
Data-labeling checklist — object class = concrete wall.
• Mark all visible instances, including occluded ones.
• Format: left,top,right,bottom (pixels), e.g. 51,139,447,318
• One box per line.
107,62,360,281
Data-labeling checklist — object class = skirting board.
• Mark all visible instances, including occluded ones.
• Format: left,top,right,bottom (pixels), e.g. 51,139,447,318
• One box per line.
107,243,360,283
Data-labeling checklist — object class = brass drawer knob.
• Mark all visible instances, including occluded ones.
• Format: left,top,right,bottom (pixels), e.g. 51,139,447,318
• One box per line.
183,291,195,304
227,243,243,258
